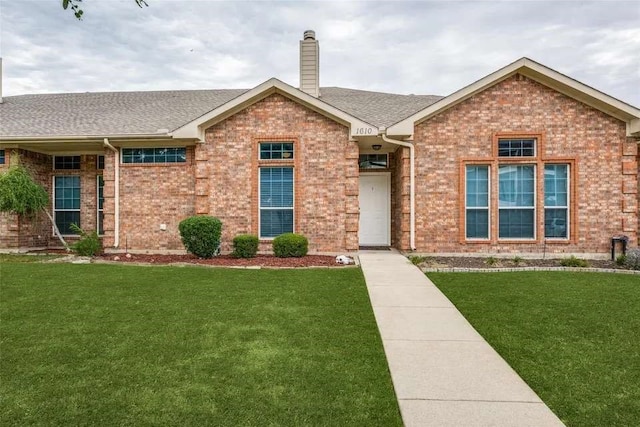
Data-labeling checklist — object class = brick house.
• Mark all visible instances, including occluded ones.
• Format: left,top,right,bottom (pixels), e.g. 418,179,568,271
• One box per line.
1,31,639,257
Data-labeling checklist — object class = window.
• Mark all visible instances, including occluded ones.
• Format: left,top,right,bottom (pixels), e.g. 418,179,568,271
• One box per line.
498,165,535,239
259,167,294,238
97,175,104,235
121,148,186,164
359,154,388,169
544,164,569,238
54,156,81,170
259,142,294,160
54,176,80,235
498,139,535,157
465,165,489,239
0,150,5,164
97,155,105,170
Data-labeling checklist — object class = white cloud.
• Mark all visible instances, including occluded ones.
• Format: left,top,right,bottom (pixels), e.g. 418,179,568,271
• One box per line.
0,0,638,106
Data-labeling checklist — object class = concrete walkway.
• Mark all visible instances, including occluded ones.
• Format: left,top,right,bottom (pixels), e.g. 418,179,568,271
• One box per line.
359,251,564,427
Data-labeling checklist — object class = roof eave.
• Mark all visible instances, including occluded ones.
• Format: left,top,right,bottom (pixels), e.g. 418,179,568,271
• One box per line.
387,58,640,138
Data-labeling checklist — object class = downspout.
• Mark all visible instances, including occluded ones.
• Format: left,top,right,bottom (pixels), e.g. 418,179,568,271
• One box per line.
103,138,120,248
381,135,416,251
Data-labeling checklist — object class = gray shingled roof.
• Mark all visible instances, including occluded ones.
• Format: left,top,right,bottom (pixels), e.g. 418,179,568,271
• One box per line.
320,87,442,128
0,86,443,138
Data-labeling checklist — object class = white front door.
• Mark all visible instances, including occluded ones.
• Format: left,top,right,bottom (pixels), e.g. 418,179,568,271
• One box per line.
359,174,390,246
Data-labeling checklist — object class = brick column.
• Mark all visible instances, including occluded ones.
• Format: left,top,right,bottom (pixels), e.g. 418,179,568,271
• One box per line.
344,140,360,251
194,142,210,215
621,140,638,244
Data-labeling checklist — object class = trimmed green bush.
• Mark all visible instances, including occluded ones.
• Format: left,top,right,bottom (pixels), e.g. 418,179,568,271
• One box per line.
559,256,589,268
232,234,259,258
623,248,640,270
178,216,222,258
273,233,308,258
69,223,101,256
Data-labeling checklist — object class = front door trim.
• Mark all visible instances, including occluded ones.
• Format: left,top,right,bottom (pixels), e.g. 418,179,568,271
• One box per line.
359,172,391,246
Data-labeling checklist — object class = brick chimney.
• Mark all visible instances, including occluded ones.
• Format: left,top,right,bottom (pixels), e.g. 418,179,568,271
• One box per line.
299,30,319,97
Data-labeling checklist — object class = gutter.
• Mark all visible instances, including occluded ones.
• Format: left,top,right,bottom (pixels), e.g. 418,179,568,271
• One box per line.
102,138,120,249
0,134,174,142
381,135,416,251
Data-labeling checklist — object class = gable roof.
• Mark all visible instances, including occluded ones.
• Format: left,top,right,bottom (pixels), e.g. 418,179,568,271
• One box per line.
387,57,640,138
171,78,379,139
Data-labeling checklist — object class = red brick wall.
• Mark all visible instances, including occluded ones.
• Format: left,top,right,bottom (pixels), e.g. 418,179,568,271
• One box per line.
410,74,637,255
102,148,196,251
391,147,410,248
202,93,357,253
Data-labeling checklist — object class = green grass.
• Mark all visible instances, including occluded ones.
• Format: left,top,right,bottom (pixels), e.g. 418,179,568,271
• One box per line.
0,263,401,426
0,253,63,263
429,272,640,427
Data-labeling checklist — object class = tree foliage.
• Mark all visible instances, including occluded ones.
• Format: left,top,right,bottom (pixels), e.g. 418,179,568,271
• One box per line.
0,164,70,250
62,0,149,20
0,166,48,216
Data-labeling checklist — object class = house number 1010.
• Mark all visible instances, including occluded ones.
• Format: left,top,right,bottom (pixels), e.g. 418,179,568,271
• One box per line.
354,127,374,135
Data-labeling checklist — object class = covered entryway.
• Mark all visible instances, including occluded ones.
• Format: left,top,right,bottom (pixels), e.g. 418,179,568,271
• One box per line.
359,173,390,246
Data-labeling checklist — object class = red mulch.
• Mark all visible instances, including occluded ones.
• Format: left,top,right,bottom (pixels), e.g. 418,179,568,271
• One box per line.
94,253,345,268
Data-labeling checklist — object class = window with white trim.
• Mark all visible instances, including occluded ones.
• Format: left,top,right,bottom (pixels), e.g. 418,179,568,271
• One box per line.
54,176,80,235
97,155,105,170
498,165,535,239
465,165,490,239
544,164,569,239
259,167,294,238
121,148,186,164
97,175,104,235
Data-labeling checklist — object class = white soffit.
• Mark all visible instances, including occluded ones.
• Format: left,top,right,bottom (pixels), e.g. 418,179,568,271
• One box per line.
387,57,640,138
171,78,378,139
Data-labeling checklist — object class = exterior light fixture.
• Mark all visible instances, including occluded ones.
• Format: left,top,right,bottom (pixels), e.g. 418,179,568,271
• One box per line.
372,144,382,151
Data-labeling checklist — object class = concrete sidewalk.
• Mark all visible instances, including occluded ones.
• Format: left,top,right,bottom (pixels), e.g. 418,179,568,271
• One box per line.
359,251,564,427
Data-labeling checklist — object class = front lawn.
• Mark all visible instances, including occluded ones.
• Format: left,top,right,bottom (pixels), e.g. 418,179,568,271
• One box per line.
0,263,401,426
429,271,640,427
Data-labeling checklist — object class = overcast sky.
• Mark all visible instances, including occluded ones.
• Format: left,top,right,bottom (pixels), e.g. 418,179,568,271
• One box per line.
0,1,638,106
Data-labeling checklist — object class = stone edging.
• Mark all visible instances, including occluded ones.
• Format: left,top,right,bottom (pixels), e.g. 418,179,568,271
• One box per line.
421,266,640,275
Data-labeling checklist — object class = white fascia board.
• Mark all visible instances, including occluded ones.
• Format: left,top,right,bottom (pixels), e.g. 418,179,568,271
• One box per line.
171,78,377,139
628,118,640,137
387,57,640,138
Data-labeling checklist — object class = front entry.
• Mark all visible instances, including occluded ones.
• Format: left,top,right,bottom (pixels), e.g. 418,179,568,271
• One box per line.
359,173,391,246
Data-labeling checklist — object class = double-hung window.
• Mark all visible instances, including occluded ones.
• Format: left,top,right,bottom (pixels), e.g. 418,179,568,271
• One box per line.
54,176,80,235
0,150,5,164
465,165,489,239
544,164,569,238
498,165,535,239
258,142,294,239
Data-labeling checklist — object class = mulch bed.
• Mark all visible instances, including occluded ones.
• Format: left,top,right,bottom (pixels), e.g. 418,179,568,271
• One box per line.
419,256,622,270
94,253,346,268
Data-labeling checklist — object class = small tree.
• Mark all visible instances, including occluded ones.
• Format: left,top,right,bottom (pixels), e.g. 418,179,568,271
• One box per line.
0,165,70,250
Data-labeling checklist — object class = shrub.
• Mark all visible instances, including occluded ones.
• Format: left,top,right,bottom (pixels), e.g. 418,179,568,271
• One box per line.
512,256,524,266
615,254,627,266
232,234,259,258
408,255,428,266
623,248,640,270
178,216,222,258
485,256,499,266
273,233,308,258
69,223,101,256
560,256,589,268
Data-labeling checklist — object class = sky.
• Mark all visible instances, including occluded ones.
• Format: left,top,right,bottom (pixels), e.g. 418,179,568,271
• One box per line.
0,0,638,106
